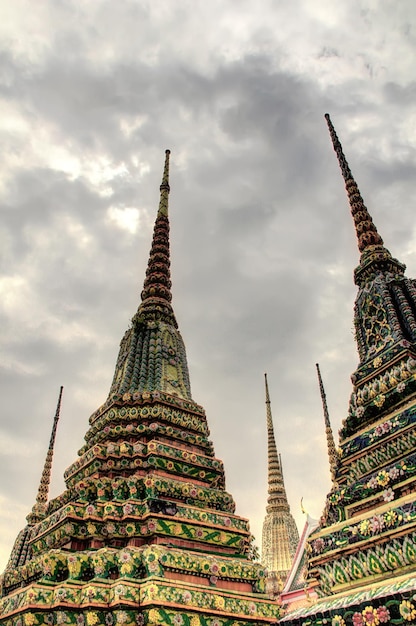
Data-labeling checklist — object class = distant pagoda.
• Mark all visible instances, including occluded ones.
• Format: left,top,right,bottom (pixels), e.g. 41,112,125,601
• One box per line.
0,151,280,626
282,116,416,624
261,374,299,596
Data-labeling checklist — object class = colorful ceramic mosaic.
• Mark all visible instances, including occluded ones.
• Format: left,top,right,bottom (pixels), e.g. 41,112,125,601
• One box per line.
0,151,280,625
282,117,416,622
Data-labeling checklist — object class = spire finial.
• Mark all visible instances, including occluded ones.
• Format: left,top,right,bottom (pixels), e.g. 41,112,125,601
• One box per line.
300,497,307,515
315,364,338,482
324,113,384,254
158,149,171,216
27,386,63,524
138,150,177,326
265,371,271,405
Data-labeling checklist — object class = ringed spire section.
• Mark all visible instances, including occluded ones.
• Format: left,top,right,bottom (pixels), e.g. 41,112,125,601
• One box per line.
264,373,287,511
324,113,405,286
27,385,64,524
139,148,177,327
105,150,192,402
324,113,383,253
315,364,338,483
261,374,299,590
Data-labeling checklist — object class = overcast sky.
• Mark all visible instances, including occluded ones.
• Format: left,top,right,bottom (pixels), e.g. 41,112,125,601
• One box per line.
1,0,416,570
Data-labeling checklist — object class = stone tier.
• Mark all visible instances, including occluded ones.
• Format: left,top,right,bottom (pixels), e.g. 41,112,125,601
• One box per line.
322,404,416,525
308,492,416,596
341,344,416,440
0,546,280,625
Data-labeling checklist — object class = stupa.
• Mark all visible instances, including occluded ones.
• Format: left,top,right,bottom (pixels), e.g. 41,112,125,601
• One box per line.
261,374,299,596
282,116,416,624
0,151,280,626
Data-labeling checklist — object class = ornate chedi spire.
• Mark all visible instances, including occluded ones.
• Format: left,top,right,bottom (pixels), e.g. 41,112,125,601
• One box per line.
262,374,299,594
324,114,384,253
315,364,338,483
280,118,416,625
138,149,177,327
0,152,280,626
3,388,63,572
107,149,191,401
324,114,416,440
264,373,289,512
325,113,406,287
27,386,64,525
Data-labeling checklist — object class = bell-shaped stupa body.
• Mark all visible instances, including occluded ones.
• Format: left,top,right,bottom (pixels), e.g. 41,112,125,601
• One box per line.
282,117,416,624
0,151,280,626
261,374,299,595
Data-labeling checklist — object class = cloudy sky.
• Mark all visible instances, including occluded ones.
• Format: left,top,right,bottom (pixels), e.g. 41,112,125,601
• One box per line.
1,0,416,569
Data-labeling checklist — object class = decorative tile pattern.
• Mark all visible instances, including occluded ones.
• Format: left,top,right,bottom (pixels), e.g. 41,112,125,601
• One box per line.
0,152,280,626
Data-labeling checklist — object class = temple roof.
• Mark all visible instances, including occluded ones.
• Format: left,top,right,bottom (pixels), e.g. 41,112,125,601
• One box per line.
281,512,319,595
281,573,416,622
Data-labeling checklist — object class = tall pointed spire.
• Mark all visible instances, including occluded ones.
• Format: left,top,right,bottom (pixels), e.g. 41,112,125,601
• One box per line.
315,364,337,483
4,387,64,571
324,113,384,253
139,149,177,327
262,374,299,590
264,373,287,510
27,386,63,524
279,120,416,626
0,150,281,626
324,114,405,285
105,150,192,401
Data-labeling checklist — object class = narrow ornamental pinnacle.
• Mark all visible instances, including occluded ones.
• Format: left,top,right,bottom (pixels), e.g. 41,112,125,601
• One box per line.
265,373,287,510
27,386,63,523
262,374,299,586
139,149,177,327
324,113,384,254
315,364,338,483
